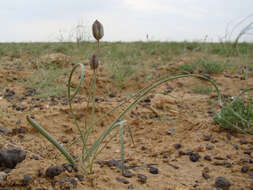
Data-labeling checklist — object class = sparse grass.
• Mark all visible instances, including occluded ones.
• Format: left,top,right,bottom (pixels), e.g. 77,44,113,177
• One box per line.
179,57,229,74
25,65,66,98
198,58,227,74
214,97,253,134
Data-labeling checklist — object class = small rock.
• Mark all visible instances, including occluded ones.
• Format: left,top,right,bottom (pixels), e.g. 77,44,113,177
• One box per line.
0,148,26,168
137,174,147,183
174,143,182,149
215,176,231,190
233,144,239,150
204,155,212,161
46,166,63,179
116,177,129,184
128,184,134,190
0,126,10,135
149,166,159,174
62,163,73,173
23,175,32,185
203,135,211,141
75,174,84,181
189,153,200,162
109,93,116,98
123,170,133,178
167,129,175,135
241,165,249,173
206,144,214,150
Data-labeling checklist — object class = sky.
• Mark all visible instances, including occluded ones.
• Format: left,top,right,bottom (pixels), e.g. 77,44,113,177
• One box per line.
0,0,253,42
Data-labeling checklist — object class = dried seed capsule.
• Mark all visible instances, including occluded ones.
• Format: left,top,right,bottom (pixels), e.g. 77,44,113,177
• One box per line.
90,54,99,70
92,20,104,41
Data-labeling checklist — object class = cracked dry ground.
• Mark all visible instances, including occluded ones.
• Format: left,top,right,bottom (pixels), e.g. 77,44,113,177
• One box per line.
0,54,253,190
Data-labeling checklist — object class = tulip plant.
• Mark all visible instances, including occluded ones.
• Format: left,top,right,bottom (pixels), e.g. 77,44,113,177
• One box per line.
27,20,223,175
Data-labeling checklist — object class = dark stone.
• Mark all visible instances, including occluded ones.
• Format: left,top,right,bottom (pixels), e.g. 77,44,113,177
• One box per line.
174,143,182,149
109,93,116,98
204,155,212,161
123,170,133,178
45,165,63,178
215,176,231,190
38,170,43,177
189,153,200,162
149,166,159,174
143,97,151,103
224,162,232,168
167,129,175,135
0,126,10,135
0,148,26,168
233,144,239,150
62,163,73,173
241,165,249,173
75,174,84,181
203,135,211,141
116,177,129,184
137,174,147,183
202,172,210,180
23,175,32,185
4,89,15,99
0,188,11,190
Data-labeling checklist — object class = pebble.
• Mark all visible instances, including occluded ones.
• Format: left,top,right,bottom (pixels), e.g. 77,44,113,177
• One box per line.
128,184,134,190
167,129,175,135
0,126,10,135
123,170,133,178
137,174,147,183
215,176,231,190
206,144,214,150
174,143,182,149
202,171,210,180
75,174,84,181
116,177,129,184
62,163,73,173
109,93,116,98
23,175,32,185
0,148,26,168
46,166,63,179
203,135,212,141
189,152,200,162
149,166,159,174
204,155,212,161
241,165,249,173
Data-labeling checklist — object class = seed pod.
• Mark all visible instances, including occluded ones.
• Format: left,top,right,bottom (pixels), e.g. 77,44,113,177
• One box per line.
92,20,104,41
90,54,99,70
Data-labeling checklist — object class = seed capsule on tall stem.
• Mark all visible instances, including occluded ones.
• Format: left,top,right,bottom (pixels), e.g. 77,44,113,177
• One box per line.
92,20,104,42
90,54,99,70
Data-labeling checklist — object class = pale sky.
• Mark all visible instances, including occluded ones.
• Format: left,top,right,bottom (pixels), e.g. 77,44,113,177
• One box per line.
0,0,253,42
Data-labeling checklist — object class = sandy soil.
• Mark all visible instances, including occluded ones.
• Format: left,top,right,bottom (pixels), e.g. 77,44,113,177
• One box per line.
0,53,253,190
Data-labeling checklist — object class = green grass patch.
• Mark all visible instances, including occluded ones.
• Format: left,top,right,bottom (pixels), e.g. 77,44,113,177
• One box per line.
25,65,66,98
214,98,253,134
